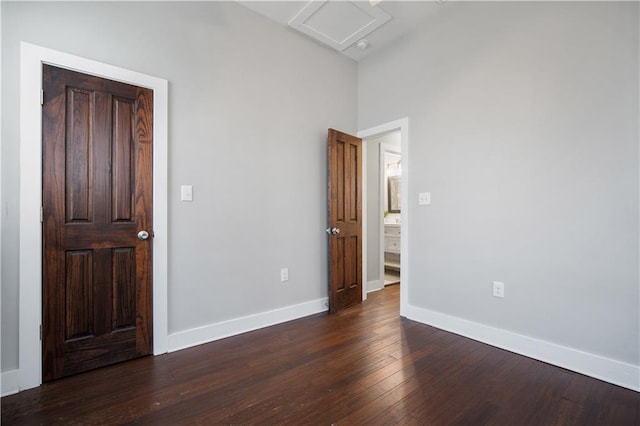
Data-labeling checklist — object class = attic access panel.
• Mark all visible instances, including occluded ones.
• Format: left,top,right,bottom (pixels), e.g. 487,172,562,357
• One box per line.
289,1,392,51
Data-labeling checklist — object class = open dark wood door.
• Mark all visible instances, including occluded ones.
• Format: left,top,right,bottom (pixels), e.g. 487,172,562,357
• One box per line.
327,129,362,313
42,65,153,381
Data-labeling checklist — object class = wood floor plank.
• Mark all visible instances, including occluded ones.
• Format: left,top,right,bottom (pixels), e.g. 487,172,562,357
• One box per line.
2,284,639,425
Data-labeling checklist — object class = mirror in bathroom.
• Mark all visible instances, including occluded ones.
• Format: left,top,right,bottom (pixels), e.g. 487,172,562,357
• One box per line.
388,175,401,213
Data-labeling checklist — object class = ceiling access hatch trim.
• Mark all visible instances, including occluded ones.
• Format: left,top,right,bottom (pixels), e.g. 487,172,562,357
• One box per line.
288,1,392,52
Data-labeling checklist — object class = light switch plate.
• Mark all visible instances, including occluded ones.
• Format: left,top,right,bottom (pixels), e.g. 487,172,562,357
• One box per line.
493,281,505,298
418,192,431,205
181,185,193,201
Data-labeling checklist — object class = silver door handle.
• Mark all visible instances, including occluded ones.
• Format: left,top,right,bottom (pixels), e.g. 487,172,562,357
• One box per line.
138,230,150,240
325,227,341,235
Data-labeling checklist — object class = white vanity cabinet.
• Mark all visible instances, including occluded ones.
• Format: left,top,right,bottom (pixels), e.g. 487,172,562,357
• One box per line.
384,224,401,273
384,224,401,254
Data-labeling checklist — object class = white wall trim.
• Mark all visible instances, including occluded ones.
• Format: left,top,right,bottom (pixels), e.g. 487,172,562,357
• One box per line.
377,143,385,295
18,42,169,392
0,4,3,393
359,118,409,316
637,0,640,396
361,141,368,302
168,298,329,352
1,370,21,397
405,304,640,392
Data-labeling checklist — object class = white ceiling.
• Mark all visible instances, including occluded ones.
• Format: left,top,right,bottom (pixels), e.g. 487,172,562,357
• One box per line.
239,1,444,61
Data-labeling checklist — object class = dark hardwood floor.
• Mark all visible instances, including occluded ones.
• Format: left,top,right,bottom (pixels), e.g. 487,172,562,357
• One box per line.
3,285,639,425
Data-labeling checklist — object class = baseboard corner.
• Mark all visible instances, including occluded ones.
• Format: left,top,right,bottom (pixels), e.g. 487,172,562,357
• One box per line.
1,369,21,397
367,280,384,293
404,304,640,392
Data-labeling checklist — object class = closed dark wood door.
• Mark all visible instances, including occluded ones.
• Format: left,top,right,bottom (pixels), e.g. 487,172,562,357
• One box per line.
327,129,362,313
42,65,153,381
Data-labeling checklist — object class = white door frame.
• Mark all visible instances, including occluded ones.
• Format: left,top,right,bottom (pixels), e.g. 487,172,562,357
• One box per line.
18,42,169,391
359,118,409,316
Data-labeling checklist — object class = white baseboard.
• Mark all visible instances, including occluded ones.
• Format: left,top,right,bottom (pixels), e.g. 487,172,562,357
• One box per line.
404,304,639,392
367,280,384,293
168,297,329,352
1,369,21,397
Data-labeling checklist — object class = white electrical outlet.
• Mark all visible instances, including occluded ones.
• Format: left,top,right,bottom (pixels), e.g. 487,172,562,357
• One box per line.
418,192,431,205
280,268,289,282
181,185,193,201
493,281,505,298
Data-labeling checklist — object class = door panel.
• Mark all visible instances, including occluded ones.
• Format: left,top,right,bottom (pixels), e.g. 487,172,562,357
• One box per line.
112,98,135,222
327,129,362,313
42,65,153,381
65,88,93,222
112,248,136,330
65,250,94,340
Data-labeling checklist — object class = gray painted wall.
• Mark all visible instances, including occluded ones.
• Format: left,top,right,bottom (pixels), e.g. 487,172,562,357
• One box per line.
2,0,638,378
359,2,639,365
1,1,357,371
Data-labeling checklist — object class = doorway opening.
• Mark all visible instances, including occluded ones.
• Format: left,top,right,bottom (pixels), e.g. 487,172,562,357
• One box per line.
359,118,409,316
382,143,402,287
363,132,402,293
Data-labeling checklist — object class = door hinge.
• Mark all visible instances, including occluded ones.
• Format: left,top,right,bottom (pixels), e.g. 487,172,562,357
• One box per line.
40,325,42,340
40,89,44,106
40,206,44,223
